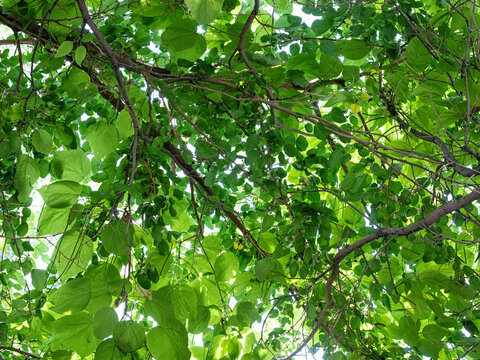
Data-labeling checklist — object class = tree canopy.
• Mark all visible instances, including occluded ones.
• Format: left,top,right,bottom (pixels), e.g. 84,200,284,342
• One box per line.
1,0,480,359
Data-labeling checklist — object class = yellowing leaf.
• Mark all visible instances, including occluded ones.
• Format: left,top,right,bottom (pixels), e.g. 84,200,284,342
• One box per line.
259,233,278,253
350,103,361,114
360,92,370,101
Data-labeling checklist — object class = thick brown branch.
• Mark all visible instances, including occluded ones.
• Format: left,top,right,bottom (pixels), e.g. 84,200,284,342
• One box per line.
72,63,268,257
0,345,41,359
228,0,259,67
75,0,140,186
0,38,36,46
283,189,480,358
380,88,480,177
160,141,269,257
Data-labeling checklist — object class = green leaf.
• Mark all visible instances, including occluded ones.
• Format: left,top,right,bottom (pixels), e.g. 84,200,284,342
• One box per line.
85,122,119,158
235,301,260,326
286,54,319,77
144,287,175,323
55,40,73,58
85,263,123,297
161,19,207,62
167,209,195,232
185,0,224,24
342,206,363,225
214,251,239,282
113,321,145,353
438,110,459,127
340,172,356,191
87,280,114,314
38,206,70,236
3,1,479,357
255,257,283,282
55,231,93,281
94,339,127,360
14,154,40,203
201,235,223,259
324,92,355,108
39,181,82,208
296,135,308,151
330,352,347,360
336,40,372,60
115,109,134,140
314,123,328,140
61,67,98,102
146,321,190,360
259,233,278,253
318,54,342,79
93,307,118,339
422,324,448,341
51,312,98,358
31,269,48,290
53,149,91,183
405,37,432,71
171,284,197,321
75,45,87,65
312,18,334,35
32,129,53,155
188,305,210,334
342,65,360,83
49,277,92,314
101,220,133,256
416,339,443,357
50,350,72,360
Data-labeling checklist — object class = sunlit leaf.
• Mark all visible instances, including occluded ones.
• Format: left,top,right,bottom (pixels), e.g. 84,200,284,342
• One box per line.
146,320,190,360
51,312,98,357
55,231,93,281
55,40,73,58
185,0,223,24
113,321,145,353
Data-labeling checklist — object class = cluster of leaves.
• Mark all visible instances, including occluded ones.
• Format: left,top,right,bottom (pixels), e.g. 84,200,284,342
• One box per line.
1,0,480,359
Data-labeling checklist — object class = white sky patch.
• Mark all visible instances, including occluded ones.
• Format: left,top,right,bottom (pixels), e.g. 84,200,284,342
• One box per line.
148,41,161,54
292,4,318,26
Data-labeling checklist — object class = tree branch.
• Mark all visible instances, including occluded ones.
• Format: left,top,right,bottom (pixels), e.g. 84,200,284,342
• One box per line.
379,83,480,177
75,0,140,186
0,38,36,46
0,345,41,359
283,188,480,358
160,141,269,257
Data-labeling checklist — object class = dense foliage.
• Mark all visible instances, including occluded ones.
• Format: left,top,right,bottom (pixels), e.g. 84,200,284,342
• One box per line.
2,0,480,359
